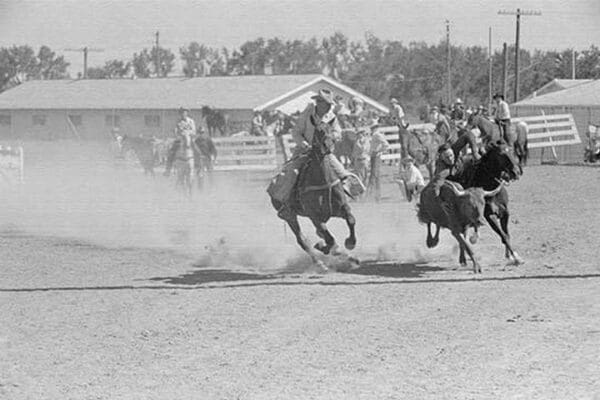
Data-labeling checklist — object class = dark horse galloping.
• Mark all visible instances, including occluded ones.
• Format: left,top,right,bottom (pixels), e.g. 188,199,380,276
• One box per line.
451,140,524,265
270,127,357,270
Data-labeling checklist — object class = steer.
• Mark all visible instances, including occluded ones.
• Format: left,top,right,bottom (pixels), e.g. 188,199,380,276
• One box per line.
417,180,504,273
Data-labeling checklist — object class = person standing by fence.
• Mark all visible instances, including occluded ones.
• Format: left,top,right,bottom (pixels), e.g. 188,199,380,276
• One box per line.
367,125,390,202
493,93,511,144
389,98,409,159
351,127,371,186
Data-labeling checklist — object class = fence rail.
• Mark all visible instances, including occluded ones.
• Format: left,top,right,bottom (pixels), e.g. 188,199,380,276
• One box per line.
513,113,580,162
212,135,278,171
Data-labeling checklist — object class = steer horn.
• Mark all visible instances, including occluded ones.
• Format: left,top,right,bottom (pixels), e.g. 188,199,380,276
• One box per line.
447,181,466,196
483,181,504,198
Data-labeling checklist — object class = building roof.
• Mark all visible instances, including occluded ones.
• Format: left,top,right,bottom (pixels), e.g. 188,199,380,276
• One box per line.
0,74,388,113
514,79,600,107
522,78,594,100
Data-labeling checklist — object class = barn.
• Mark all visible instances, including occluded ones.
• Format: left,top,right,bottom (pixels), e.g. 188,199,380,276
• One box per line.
512,78,600,162
0,74,388,141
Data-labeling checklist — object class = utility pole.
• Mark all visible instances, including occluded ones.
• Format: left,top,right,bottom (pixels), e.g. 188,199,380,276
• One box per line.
572,49,576,79
502,42,508,100
64,47,104,79
446,19,451,106
154,31,160,77
498,8,541,102
488,27,493,108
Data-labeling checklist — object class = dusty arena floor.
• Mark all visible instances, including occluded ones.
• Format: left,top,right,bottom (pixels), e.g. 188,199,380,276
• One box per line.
1,142,599,399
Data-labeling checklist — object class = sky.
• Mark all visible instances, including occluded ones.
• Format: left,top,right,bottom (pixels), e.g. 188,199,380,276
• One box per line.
0,0,598,76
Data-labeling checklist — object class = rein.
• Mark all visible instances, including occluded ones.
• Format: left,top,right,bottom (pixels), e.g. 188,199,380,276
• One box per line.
302,179,341,193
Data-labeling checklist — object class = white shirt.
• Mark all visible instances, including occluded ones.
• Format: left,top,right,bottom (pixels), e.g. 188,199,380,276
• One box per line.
495,100,511,120
401,164,425,187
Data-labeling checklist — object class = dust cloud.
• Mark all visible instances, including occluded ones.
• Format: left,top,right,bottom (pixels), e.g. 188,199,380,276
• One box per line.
1,141,452,271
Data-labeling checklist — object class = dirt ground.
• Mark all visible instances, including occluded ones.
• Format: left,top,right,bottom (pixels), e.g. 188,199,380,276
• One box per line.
1,142,599,399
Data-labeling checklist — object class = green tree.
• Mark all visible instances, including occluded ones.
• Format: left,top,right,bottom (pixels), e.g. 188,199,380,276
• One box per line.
0,45,69,91
180,42,225,77
132,47,175,78
87,59,131,79
35,45,70,80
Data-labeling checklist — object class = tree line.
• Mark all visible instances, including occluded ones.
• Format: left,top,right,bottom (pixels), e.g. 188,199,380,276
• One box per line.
1,32,599,115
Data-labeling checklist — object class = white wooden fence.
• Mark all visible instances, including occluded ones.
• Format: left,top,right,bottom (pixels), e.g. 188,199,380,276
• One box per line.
280,124,437,165
0,145,24,183
212,114,579,170
212,135,278,171
512,113,581,162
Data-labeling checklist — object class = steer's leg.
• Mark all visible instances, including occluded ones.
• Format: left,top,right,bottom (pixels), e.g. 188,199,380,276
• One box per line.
451,228,480,273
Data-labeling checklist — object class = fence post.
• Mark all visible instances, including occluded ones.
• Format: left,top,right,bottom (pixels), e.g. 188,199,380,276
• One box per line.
540,110,558,164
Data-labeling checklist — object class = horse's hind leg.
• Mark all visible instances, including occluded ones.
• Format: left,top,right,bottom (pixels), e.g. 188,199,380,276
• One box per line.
341,204,356,250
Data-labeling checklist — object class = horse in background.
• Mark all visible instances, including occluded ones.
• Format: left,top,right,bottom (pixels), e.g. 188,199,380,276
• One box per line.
334,129,358,168
467,113,528,169
514,120,529,166
120,135,158,176
201,106,227,137
398,124,441,179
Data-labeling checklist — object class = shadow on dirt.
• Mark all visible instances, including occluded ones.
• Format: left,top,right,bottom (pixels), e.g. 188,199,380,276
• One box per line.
345,260,445,278
148,268,278,285
146,259,443,286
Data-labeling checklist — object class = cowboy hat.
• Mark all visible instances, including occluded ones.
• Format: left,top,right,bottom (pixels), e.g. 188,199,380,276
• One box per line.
311,89,335,105
390,98,398,104
492,93,504,100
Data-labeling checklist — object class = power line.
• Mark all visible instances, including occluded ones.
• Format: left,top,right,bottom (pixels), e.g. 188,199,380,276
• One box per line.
446,19,451,105
154,31,160,77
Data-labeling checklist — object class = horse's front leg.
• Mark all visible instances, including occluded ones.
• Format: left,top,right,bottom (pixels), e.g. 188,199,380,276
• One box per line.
340,204,356,250
284,214,326,271
485,208,523,265
426,222,440,248
500,210,523,265
310,218,337,255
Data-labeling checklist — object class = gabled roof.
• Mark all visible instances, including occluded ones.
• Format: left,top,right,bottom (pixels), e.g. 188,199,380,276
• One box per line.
254,75,389,113
0,74,388,113
514,79,600,107
523,78,594,100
